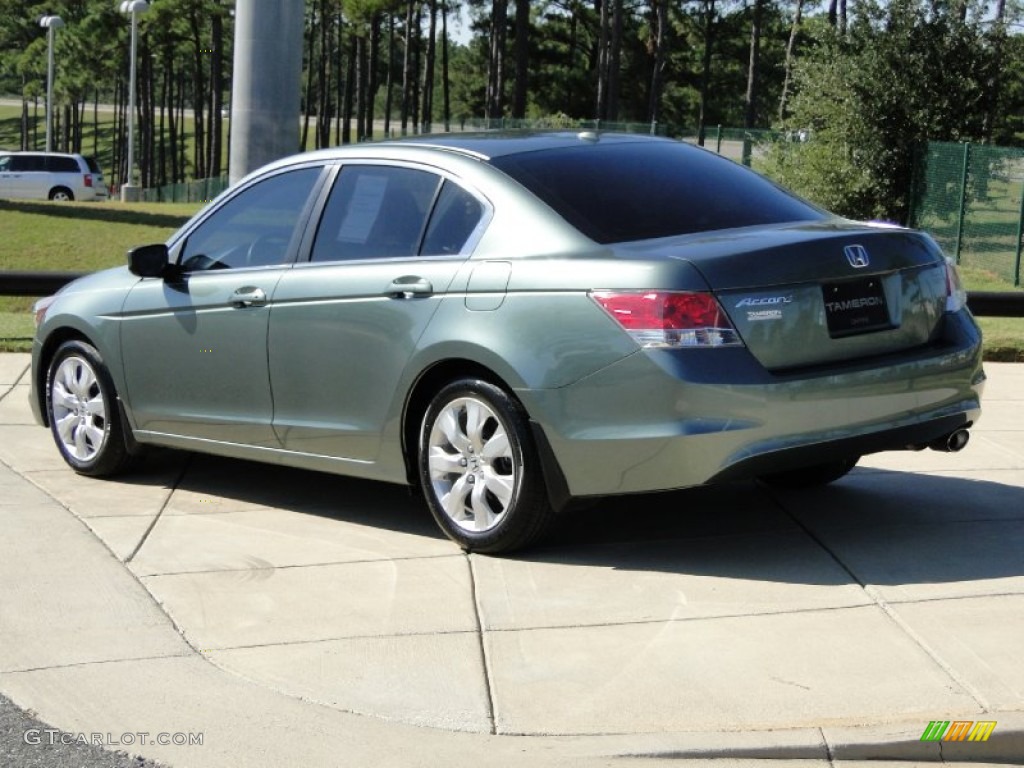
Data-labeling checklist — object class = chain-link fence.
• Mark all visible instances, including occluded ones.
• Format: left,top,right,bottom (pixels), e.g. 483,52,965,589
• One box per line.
911,141,1024,286
141,175,229,204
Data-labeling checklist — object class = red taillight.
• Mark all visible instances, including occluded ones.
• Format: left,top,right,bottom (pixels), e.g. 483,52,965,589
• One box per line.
944,257,967,313
83,173,93,187
590,290,743,348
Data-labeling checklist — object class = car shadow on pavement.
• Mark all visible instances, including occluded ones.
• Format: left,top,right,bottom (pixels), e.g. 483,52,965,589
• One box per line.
527,469,1024,587
118,452,1024,587
129,448,446,541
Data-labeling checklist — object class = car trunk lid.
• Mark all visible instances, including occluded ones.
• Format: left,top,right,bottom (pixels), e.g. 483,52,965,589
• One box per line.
620,220,950,370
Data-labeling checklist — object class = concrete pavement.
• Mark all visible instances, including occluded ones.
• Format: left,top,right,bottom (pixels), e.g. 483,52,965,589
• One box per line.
1,352,1022,766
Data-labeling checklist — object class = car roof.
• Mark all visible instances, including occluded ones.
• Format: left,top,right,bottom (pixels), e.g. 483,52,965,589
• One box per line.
0,150,83,157
383,131,676,160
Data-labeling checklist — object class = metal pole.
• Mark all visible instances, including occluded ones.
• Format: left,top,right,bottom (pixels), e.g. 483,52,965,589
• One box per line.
46,25,55,152
120,2,149,202
229,0,305,184
127,10,138,188
40,17,63,152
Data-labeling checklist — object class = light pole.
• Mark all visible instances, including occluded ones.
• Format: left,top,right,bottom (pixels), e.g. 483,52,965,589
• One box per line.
119,0,149,202
39,15,63,153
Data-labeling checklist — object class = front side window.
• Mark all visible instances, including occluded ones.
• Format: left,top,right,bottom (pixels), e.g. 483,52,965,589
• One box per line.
180,167,321,271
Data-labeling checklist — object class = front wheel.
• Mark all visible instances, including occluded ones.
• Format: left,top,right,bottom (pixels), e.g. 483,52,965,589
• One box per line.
46,340,131,476
418,379,555,554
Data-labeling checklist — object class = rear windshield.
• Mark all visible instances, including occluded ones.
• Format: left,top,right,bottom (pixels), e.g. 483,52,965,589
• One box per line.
489,140,825,244
84,156,102,174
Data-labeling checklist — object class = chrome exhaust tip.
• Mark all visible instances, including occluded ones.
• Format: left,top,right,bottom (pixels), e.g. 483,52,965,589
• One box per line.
928,428,970,453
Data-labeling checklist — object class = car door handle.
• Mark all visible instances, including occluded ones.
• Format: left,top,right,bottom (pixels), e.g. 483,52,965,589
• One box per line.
230,286,267,307
387,276,433,299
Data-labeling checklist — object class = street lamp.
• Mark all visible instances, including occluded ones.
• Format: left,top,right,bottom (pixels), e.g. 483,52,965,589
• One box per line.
119,0,149,201
39,15,64,153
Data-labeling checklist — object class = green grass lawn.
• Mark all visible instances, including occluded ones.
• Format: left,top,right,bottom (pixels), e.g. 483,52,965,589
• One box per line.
0,199,200,349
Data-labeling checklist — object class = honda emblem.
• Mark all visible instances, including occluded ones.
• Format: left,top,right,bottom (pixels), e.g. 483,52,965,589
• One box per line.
844,244,870,268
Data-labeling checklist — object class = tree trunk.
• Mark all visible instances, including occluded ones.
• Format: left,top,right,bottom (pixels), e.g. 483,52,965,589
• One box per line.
697,0,716,145
318,0,332,148
442,3,451,130
302,6,316,151
210,11,224,176
355,33,367,142
512,0,529,118
744,0,765,129
401,0,415,133
982,0,1008,140
486,0,507,119
647,0,668,124
596,0,610,120
385,13,395,137
778,0,804,122
608,0,623,121
190,10,207,179
367,14,381,141
343,31,355,143
422,0,437,132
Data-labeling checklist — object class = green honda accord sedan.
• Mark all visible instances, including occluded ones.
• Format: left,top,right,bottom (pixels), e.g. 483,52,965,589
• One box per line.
30,132,985,553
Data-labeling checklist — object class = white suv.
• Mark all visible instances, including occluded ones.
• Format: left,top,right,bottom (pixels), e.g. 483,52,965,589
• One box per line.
0,151,109,202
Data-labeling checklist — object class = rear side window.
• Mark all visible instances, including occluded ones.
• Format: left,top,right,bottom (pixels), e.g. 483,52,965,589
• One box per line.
421,181,484,255
48,156,80,173
489,141,825,244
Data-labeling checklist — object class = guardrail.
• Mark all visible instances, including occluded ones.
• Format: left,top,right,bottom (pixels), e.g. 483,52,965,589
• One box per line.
1,272,1023,316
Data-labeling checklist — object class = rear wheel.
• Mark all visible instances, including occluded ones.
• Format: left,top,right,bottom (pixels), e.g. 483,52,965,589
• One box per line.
419,379,555,554
759,456,859,489
46,340,131,476
49,187,74,202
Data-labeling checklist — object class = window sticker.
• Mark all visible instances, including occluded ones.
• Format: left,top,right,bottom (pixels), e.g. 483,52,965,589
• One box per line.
336,174,389,243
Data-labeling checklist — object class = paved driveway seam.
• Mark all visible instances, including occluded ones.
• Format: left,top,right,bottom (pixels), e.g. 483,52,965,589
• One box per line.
124,455,192,563
0,360,29,401
134,551,464,578
467,554,499,735
768,488,992,712
862,585,991,710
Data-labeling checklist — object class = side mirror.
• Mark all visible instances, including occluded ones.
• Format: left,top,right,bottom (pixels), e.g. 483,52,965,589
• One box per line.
127,244,171,278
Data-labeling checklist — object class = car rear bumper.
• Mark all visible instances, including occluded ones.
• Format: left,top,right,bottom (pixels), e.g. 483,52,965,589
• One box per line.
520,310,985,497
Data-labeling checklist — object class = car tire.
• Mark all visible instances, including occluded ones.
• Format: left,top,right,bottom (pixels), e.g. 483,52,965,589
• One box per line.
419,378,556,554
49,187,74,202
758,456,859,489
46,340,132,477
